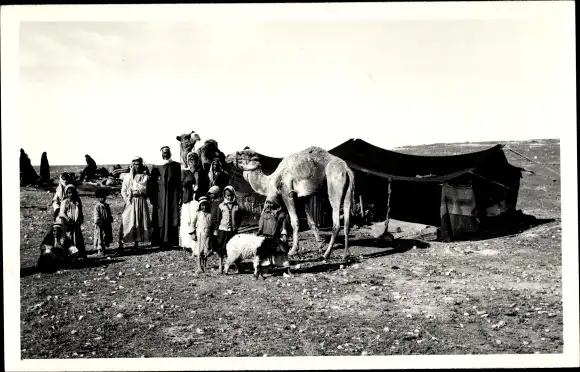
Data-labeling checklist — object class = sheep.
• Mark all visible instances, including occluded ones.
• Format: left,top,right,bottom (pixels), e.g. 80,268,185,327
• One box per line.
222,233,292,279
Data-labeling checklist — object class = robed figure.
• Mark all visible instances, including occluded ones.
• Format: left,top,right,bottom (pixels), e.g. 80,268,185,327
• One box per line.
150,146,182,249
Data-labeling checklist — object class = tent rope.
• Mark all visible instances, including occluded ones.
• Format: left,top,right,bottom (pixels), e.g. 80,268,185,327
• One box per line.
468,172,515,190
503,145,560,178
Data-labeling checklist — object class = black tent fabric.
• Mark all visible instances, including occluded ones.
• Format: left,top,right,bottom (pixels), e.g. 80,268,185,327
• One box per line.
224,139,522,241
327,139,522,241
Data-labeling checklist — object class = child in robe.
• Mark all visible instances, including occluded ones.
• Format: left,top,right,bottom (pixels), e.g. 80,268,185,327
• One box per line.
93,189,114,256
257,200,290,243
190,197,216,273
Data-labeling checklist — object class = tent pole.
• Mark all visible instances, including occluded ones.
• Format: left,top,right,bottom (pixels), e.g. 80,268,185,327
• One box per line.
359,195,364,218
384,177,392,232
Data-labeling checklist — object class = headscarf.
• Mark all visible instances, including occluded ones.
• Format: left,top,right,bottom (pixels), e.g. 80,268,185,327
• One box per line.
64,184,82,205
207,185,221,196
223,185,237,204
128,157,148,193
198,196,209,211
130,157,144,178
62,185,82,223
209,158,223,186
55,173,69,198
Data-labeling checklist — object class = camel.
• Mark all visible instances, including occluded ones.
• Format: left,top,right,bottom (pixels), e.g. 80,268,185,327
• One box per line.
176,134,227,172
176,131,202,166
196,139,226,173
225,146,355,260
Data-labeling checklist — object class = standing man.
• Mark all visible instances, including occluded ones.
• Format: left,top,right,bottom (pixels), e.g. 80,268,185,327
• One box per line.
150,146,182,250
119,156,151,251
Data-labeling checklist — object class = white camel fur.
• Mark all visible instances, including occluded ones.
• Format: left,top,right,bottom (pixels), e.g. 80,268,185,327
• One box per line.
226,146,355,259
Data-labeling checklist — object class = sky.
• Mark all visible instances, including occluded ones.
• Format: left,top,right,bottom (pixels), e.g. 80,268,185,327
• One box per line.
13,3,577,165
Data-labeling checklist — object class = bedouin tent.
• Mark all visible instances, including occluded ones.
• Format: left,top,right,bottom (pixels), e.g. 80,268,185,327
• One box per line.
328,139,523,241
225,139,523,241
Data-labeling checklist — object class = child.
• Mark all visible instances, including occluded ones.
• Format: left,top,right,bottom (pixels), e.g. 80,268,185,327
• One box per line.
190,197,215,273
257,200,290,242
216,185,242,273
205,186,222,256
57,185,86,259
93,189,114,256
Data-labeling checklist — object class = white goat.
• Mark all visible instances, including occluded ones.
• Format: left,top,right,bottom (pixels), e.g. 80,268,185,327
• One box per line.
222,234,292,279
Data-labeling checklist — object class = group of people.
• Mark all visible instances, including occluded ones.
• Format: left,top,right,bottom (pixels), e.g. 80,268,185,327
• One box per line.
38,145,291,274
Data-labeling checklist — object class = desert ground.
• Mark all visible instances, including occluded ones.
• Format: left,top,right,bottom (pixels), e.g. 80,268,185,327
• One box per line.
19,139,562,358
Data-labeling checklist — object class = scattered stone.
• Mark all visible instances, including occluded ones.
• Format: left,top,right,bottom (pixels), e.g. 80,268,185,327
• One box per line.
492,321,506,329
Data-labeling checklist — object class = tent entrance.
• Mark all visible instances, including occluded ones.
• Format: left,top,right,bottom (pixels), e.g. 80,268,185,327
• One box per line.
439,183,479,242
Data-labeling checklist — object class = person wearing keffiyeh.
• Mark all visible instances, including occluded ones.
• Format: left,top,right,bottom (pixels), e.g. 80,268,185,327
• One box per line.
119,156,151,250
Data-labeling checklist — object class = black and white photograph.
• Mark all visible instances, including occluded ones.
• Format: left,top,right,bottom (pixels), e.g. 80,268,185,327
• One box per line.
2,2,578,371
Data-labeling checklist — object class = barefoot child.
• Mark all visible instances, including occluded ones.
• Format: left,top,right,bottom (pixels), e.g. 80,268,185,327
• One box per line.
190,197,215,273
93,189,113,256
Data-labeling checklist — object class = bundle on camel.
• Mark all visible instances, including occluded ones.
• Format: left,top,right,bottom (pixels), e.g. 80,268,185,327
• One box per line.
222,234,291,279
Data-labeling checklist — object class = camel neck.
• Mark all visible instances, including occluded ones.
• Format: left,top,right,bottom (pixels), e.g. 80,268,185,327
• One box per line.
243,168,270,196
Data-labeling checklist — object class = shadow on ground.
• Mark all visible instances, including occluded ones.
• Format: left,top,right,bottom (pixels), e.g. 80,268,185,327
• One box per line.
455,212,558,242
20,258,125,278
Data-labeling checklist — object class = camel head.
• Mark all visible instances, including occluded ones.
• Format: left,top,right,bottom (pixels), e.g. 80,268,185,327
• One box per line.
176,131,201,165
225,147,261,172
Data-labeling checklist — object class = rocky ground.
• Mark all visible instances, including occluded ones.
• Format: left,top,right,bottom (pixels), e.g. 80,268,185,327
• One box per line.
19,139,563,358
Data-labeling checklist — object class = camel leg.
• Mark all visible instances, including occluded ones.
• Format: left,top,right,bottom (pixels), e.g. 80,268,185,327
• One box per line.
323,208,341,260
304,203,323,250
342,190,353,260
282,191,301,256
323,165,351,260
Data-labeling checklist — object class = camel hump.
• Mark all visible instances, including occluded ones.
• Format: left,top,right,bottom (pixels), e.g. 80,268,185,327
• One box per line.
292,146,332,161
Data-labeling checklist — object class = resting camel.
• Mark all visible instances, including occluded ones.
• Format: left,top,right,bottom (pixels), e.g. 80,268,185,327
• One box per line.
226,146,355,259
176,131,202,167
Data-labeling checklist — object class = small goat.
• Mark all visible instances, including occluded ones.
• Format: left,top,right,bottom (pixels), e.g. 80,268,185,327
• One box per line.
222,234,291,279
